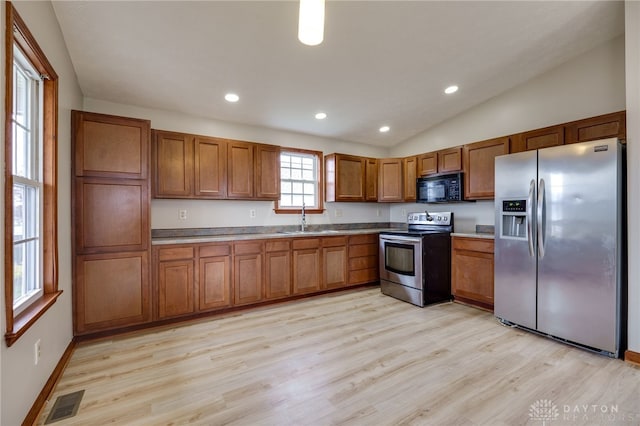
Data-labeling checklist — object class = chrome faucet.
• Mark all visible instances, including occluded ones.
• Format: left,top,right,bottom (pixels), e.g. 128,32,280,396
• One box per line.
301,202,306,232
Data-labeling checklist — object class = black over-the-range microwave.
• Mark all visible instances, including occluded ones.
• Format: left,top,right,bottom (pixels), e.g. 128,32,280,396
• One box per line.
416,172,469,203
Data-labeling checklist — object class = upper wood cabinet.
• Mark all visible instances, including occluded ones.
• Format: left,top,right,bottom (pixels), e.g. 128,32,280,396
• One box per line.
325,153,366,202
417,147,462,176
417,152,437,176
565,111,626,145
153,130,279,200
254,144,281,199
403,156,417,202
511,125,564,153
194,136,227,198
438,147,463,174
73,111,150,179
378,158,404,202
463,136,509,200
153,130,194,197
364,158,378,202
227,141,255,199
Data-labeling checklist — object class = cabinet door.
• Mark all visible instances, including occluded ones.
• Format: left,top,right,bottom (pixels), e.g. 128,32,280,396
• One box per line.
365,158,378,202
153,130,194,197
194,136,227,198
333,154,365,201
513,125,564,152
451,238,494,310
463,137,509,200
438,147,462,173
323,245,348,289
293,238,321,294
73,111,150,179
75,251,151,334
417,152,437,176
227,141,254,199
199,256,232,311
255,144,281,200
234,254,263,305
265,251,292,299
75,177,149,253
378,158,403,202
158,259,195,319
565,111,626,144
403,156,417,202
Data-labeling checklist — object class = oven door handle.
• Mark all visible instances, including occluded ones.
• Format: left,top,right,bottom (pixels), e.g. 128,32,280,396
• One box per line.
380,235,422,244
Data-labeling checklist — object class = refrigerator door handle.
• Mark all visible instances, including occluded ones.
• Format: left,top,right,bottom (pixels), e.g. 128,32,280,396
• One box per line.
537,178,546,258
527,179,535,257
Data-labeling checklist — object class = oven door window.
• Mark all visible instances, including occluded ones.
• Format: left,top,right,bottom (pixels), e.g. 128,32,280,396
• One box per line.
384,242,415,276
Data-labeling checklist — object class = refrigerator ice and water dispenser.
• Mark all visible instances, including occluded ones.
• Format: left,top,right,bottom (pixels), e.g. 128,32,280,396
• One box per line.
500,199,527,240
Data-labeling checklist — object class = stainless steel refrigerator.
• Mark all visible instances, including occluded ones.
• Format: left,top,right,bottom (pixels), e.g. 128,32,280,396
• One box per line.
494,138,624,357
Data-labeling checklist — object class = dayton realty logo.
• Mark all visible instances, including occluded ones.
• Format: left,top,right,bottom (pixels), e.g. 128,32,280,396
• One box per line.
529,399,559,425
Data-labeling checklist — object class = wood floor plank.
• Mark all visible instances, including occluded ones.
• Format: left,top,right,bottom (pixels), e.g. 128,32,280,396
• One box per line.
37,288,640,425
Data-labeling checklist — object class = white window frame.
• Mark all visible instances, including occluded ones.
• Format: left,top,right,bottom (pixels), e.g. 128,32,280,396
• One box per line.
11,45,44,315
276,149,323,213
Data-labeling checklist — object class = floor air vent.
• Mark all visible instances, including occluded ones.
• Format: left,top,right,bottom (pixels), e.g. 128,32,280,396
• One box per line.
44,390,84,424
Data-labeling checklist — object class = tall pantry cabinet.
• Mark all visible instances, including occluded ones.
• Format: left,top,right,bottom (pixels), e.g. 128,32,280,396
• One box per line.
72,111,152,335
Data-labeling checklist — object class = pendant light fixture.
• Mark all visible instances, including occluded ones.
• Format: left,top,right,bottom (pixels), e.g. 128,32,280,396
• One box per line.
298,0,325,46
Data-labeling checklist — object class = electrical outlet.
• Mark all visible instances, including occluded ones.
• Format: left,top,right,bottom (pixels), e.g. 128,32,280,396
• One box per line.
401,208,407,218
34,339,41,365
179,209,187,220
376,208,381,217
249,209,256,218
335,209,343,217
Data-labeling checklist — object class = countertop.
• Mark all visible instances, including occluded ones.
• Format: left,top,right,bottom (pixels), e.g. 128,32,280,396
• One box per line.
152,228,396,245
451,232,495,240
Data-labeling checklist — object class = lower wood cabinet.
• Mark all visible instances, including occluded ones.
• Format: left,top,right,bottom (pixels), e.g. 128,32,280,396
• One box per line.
233,241,263,305
348,234,379,285
145,233,380,334
265,241,292,299
198,244,232,311
75,251,151,334
451,236,494,311
156,246,195,319
293,238,322,295
322,237,348,289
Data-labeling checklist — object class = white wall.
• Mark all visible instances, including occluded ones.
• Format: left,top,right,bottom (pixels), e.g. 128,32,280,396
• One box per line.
82,98,391,229
0,1,83,425
625,0,640,355
387,36,626,233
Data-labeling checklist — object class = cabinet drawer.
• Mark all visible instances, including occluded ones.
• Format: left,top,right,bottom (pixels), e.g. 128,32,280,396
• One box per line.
199,244,231,258
234,241,263,255
452,237,494,254
349,268,379,284
349,243,378,258
266,240,291,252
322,236,348,247
292,238,320,250
157,246,194,261
349,234,378,245
349,255,378,271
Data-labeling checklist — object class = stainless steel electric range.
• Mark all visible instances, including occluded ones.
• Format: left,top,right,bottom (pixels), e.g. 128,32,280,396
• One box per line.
379,212,453,307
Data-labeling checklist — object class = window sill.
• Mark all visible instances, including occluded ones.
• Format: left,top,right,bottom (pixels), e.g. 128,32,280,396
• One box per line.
5,290,63,347
274,208,325,214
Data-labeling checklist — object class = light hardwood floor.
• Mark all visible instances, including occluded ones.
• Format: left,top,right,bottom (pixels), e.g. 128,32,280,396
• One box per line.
37,288,640,425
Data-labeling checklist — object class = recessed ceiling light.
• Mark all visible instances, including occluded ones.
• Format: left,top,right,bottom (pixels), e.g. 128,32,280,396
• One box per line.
225,93,239,102
379,126,390,133
444,85,459,94
315,112,327,120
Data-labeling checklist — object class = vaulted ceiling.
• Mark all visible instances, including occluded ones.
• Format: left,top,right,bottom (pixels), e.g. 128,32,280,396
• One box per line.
52,1,624,147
